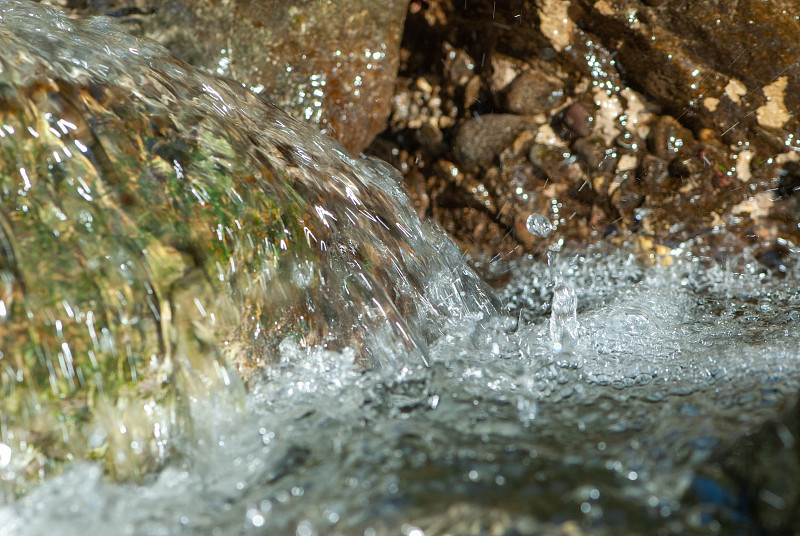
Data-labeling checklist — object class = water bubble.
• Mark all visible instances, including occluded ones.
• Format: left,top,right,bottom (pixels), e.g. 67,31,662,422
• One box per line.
525,213,555,237
517,396,538,423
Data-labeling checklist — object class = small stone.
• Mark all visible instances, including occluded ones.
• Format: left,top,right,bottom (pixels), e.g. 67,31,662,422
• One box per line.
572,136,615,172
668,153,701,178
453,114,534,172
443,43,475,87
647,116,696,160
610,178,643,212
563,102,593,137
505,68,566,115
528,142,570,179
489,53,526,94
637,154,670,192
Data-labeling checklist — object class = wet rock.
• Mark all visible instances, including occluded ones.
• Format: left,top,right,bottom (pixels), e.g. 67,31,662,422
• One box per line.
44,0,409,153
610,176,643,213
573,0,800,150
646,115,696,161
571,136,615,173
528,142,570,179
504,65,567,116
453,114,536,172
488,53,527,96
561,102,593,138
668,153,702,179
776,161,800,199
0,1,495,490
637,154,671,193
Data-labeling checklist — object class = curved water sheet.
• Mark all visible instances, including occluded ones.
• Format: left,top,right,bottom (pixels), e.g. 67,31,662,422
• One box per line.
3,237,800,535
0,0,495,492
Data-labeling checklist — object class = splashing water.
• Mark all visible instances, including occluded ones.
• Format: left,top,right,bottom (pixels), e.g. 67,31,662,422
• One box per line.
0,0,495,490
549,278,578,351
526,212,578,352
0,3,799,536
525,213,555,238
4,242,800,535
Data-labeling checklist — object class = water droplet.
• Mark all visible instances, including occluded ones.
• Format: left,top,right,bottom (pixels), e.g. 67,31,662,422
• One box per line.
525,213,554,237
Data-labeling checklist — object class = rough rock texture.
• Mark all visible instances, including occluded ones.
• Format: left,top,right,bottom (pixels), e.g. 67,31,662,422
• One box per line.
367,0,800,274
572,0,800,150
39,0,409,153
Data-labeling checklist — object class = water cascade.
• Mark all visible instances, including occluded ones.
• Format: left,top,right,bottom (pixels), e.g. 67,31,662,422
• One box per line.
1,2,799,535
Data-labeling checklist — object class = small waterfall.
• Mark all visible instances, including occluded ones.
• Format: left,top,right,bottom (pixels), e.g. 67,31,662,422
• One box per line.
0,0,495,491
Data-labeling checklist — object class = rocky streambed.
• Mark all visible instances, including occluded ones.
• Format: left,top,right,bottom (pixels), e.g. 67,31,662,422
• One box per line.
368,0,800,271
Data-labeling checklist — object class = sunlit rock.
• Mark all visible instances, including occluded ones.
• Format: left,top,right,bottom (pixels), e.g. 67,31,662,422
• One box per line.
374,0,800,263
41,0,410,153
572,0,800,151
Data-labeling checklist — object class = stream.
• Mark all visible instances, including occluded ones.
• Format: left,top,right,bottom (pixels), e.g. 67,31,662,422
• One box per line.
1,2,799,535
5,245,800,535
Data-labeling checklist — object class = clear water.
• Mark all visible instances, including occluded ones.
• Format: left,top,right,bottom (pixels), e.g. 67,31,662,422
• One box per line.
3,243,800,535
1,2,799,535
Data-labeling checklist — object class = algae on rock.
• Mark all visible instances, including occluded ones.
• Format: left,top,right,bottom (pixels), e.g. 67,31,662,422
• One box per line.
0,0,494,494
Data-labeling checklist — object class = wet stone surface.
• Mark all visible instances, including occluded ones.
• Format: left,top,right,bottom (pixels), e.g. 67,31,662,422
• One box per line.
40,0,409,153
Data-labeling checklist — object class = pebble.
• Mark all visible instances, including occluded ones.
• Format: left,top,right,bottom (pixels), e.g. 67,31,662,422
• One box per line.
505,69,566,115
453,114,534,172
563,102,593,137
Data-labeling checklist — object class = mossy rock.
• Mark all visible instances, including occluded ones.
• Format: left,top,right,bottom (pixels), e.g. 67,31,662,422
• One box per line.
0,1,495,494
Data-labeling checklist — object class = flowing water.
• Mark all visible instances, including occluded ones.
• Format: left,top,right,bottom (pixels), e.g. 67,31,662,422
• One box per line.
1,2,799,535
4,244,800,535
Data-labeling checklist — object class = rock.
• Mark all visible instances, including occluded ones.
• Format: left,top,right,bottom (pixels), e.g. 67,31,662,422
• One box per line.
504,65,566,116
0,1,494,491
637,154,671,193
646,116,696,161
572,0,800,150
453,114,535,172
571,136,615,173
561,102,593,138
42,0,409,153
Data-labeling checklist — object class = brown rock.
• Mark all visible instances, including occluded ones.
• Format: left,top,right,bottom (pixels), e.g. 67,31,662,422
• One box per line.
638,154,671,193
453,114,535,172
562,102,593,138
572,0,800,150
504,67,566,115
45,0,409,153
646,115,696,161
